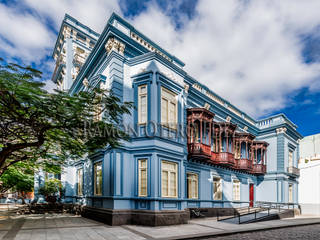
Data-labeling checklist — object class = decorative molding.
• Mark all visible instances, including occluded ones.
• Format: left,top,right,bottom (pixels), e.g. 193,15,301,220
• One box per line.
83,78,89,87
184,84,189,93
276,127,287,134
204,103,210,110
105,37,125,55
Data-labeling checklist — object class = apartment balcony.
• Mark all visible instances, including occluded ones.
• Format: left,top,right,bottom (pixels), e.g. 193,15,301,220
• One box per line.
252,164,266,175
216,152,235,166
188,143,211,160
234,158,253,171
287,166,300,177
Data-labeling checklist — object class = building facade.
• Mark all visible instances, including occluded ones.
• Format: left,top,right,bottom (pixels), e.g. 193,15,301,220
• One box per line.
48,13,302,225
298,133,320,215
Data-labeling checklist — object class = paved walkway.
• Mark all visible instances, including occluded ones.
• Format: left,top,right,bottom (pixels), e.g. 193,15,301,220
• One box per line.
0,213,320,240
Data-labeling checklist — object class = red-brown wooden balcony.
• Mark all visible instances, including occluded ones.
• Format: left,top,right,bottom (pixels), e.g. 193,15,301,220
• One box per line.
252,164,266,175
216,152,235,166
188,143,211,160
234,158,253,171
251,141,268,175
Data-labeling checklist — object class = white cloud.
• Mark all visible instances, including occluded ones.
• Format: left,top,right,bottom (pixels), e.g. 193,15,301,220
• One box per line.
1,0,320,119
0,3,55,62
23,0,121,33
130,0,320,117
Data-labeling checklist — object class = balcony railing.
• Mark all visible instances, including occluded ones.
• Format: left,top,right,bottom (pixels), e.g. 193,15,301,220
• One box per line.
252,164,266,175
217,152,235,166
235,158,253,171
287,166,300,177
188,143,211,159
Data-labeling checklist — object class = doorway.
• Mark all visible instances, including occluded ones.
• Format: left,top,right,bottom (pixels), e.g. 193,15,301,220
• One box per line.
249,184,254,207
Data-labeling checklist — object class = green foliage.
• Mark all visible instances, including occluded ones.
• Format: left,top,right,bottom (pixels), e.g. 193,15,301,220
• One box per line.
0,164,34,194
0,58,133,182
38,178,62,197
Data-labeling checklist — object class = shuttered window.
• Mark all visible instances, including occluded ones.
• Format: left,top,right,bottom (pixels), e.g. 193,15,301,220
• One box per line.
138,85,147,124
233,179,240,201
94,162,102,195
138,159,148,196
161,87,177,129
162,161,178,197
213,178,222,200
187,173,198,199
77,168,83,196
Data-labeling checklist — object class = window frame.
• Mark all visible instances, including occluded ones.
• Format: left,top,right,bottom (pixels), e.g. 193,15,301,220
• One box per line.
232,179,241,201
213,177,223,200
138,84,148,125
160,87,178,129
77,168,83,196
94,161,103,196
187,172,199,199
138,159,148,197
288,183,293,203
161,160,178,198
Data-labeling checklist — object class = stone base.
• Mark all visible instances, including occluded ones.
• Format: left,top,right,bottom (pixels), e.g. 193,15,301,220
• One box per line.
189,207,237,218
81,206,189,226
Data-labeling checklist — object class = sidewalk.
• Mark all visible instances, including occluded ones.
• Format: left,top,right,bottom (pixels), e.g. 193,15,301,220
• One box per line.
0,213,319,240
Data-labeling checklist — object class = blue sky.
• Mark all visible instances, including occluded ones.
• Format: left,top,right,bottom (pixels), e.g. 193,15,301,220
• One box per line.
0,0,320,136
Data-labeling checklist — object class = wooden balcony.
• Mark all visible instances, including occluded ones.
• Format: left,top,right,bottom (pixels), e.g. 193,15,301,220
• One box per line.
234,158,253,171
252,164,266,175
188,143,211,159
216,152,235,166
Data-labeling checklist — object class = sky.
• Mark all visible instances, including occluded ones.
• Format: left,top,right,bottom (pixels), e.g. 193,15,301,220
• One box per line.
0,0,320,136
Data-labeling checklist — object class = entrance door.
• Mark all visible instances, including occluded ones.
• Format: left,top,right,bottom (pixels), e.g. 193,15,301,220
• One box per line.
249,184,254,207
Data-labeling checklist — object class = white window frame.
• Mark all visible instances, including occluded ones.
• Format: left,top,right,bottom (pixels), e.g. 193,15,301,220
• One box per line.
138,159,148,197
161,161,178,198
94,162,102,196
288,150,293,168
233,179,241,201
138,85,148,125
288,183,293,203
161,87,178,129
213,177,222,200
77,168,83,196
187,172,198,199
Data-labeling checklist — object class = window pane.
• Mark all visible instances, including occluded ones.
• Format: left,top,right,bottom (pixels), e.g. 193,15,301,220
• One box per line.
170,172,176,196
161,98,168,124
162,171,168,196
138,159,147,196
94,163,102,195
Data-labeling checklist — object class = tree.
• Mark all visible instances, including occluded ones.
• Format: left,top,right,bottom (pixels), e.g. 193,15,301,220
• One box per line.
0,59,132,182
0,163,34,203
38,178,63,203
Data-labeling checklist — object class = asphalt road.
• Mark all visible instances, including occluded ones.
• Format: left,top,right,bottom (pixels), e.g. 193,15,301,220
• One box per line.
202,224,320,240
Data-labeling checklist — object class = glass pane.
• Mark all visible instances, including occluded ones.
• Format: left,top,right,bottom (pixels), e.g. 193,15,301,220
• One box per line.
170,172,176,197
162,171,168,196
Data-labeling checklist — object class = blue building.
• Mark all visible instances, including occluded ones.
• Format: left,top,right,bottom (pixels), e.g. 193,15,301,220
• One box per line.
49,13,302,226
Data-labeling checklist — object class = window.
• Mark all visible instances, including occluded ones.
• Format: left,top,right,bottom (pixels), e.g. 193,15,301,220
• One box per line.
213,177,222,200
138,85,147,124
138,159,148,196
187,173,198,199
161,161,178,197
94,162,102,195
288,184,293,203
288,150,293,168
77,168,83,196
161,87,177,128
233,179,240,201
